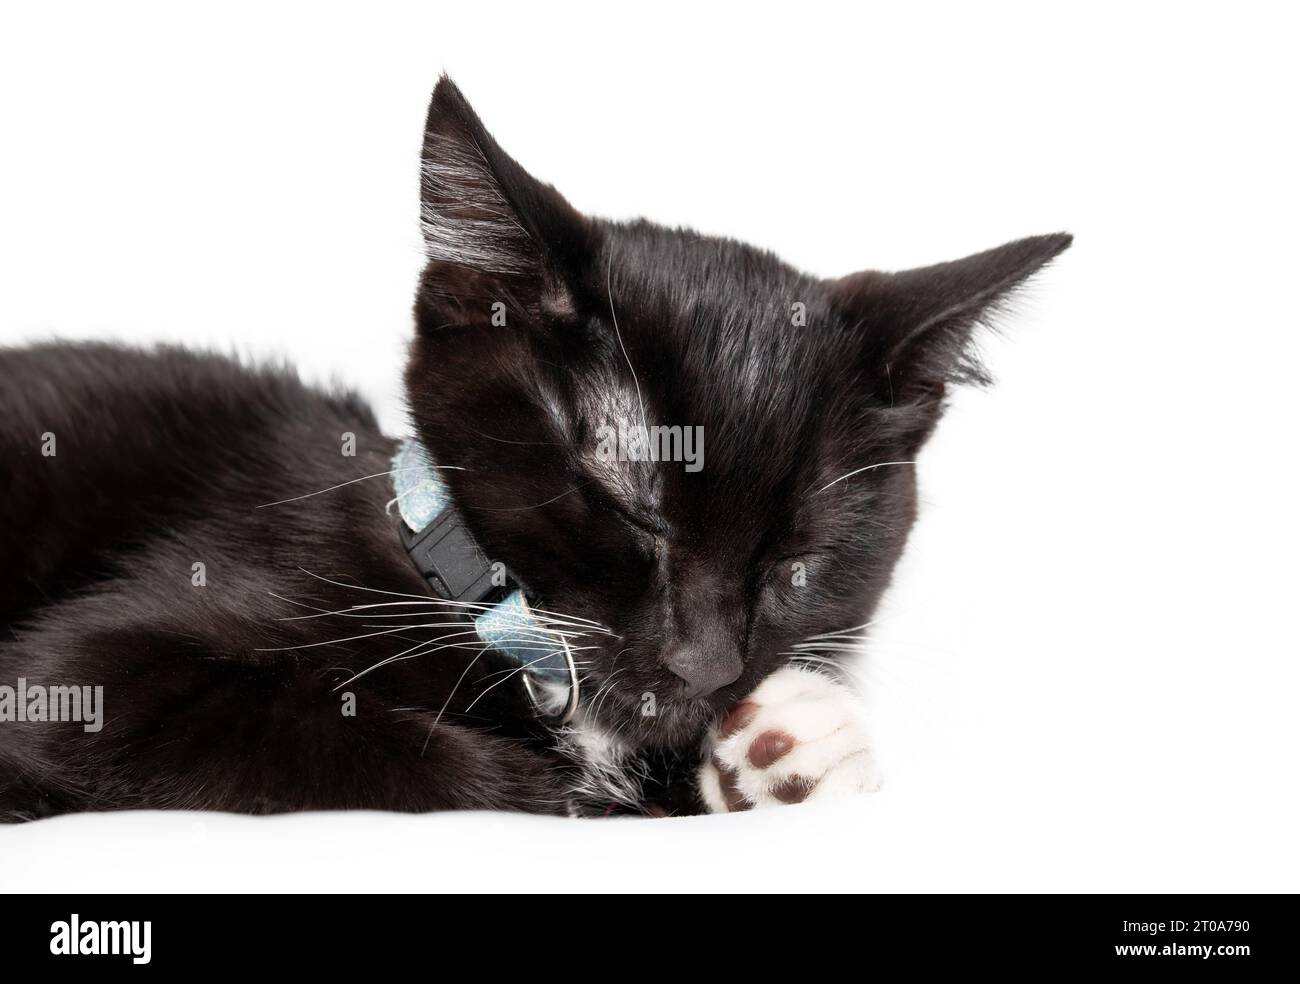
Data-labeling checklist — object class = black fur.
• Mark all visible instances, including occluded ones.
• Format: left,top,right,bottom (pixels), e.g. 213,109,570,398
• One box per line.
0,76,1069,820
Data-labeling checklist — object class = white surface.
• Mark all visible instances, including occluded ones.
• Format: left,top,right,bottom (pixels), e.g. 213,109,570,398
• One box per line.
2,1,1297,892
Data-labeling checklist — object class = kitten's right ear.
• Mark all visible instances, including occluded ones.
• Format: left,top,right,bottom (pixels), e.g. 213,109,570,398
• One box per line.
417,76,594,325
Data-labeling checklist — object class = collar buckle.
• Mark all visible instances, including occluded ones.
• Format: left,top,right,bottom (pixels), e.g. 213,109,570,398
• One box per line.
399,508,502,604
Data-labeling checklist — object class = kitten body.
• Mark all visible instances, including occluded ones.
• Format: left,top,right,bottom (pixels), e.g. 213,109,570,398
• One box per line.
0,78,1069,819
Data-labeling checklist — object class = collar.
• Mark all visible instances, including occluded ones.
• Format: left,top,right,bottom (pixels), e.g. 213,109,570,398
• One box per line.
391,439,579,723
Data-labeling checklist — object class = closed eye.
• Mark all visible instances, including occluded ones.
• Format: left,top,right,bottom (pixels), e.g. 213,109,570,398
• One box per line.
580,478,663,546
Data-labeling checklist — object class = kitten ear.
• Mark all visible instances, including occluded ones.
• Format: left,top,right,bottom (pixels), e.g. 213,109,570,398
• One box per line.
417,76,593,325
831,233,1072,402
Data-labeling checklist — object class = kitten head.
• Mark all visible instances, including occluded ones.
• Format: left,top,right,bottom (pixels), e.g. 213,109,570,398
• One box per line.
405,76,1069,749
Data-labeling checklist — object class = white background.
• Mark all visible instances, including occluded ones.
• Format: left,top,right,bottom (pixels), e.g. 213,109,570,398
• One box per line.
2,1,1297,892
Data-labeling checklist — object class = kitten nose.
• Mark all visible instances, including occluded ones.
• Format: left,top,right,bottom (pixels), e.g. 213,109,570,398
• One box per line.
663,646,743,700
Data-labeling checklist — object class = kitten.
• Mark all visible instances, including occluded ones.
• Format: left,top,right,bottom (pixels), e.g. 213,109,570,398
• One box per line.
0,76,1069,819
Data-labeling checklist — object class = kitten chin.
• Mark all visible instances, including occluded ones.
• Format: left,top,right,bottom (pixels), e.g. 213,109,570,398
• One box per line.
581,682,719,752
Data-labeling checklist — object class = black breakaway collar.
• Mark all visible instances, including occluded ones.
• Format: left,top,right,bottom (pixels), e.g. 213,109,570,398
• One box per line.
391,438,580,722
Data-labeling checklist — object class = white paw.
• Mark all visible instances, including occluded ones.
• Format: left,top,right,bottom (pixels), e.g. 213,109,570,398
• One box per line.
698,665,880,813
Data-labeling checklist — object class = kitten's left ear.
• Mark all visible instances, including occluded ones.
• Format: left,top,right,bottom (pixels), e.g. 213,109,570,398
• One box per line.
831,232,1072,402
417,76,594,325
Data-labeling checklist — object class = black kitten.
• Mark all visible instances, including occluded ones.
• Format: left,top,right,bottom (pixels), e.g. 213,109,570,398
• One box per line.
0,77,1069,819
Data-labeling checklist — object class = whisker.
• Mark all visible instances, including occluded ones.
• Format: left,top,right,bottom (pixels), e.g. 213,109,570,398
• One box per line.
469,481,593,513
276,603,603,636
816,461,916,494
781,652,842,666
801,636,871,646
314,610,604,636
467,426,566,448
285,573,611,628
790,643,868,653
264,620,588,657
297,567,456,602
590,667,626,722
463,651,566,713
475,651,599,682
335,635,599,691
255,624,443,652
278,605,477,623
804,620,877,641
256,465,467,509
427,648,491,743
783,654,851,684
333,633,490,689
353,620,590,641
267,591,349,616
606,245,650,440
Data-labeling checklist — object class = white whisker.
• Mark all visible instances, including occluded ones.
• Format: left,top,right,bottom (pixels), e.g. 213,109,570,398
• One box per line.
606,246,649,439
256,465,467,509
805,620,877,641
792,637,871,648
790,643,868,653
283,573,612,629
255,624,442,652
333,632,491,689
816,461,916,494
427,648,491,743
464,651,565,713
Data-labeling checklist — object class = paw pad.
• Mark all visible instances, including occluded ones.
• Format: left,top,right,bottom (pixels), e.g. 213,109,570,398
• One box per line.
698,666,880,813
746,729,795,768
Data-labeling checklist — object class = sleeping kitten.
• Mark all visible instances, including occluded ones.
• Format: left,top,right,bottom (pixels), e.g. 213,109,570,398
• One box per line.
0,76,1069,819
